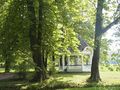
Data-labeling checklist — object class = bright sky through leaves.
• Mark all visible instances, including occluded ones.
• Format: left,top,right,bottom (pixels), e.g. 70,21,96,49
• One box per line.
104,25,120,52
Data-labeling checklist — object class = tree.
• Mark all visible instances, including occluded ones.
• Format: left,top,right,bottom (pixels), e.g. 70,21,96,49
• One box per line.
0,0,30,73
89,0,120,82
89,0,104,82
27,0,48,82
0,0,81,82
26,0,80,81
1,0,119,83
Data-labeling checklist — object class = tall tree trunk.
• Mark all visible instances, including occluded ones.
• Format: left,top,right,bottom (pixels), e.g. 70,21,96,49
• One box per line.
27,0,47,82
44,51,48,68
5,58,11,73
60,56,63,67
35,0,47,81
89,0,104,82
4,51,12,73
49,53,56,75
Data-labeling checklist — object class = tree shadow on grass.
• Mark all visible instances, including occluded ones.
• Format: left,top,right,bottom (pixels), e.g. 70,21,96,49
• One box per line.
26,72,120,90
0,78,28,90
26,77,82,90
0,72,33,90
1,72,120,90
55,72,90,77
24,72,90,90
26,72,90,90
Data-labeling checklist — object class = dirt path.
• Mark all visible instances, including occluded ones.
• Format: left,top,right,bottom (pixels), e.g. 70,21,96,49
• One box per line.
0,73,16,80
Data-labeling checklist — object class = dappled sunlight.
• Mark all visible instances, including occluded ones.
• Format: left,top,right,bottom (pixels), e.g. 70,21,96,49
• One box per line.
55,73,90,84
53,72,120,87
0,72,120,89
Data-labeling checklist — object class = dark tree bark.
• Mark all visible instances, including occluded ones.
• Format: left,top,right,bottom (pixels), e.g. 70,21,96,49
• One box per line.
5,58,11,73
44,52,48,69
60,56,63,67
101,17,120,35
3,51,10,73
52,53,55,67
89,0,104,82
65,55,68,66
88,0,120,82
49,53,56,75
27,0,47,82
4,49,13,73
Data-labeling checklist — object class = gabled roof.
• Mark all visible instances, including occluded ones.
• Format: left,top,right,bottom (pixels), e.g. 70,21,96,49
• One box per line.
78,35,88,51
68,35,88,53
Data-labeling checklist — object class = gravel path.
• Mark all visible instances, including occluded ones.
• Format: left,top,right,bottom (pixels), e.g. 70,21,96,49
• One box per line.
0,73,16,80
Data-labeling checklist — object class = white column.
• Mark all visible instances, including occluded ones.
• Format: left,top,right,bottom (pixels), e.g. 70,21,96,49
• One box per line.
89,49,93,64
77,55,80,65
74,56,77,65
59,58,61,70
67,56,70,66
81,55,84,71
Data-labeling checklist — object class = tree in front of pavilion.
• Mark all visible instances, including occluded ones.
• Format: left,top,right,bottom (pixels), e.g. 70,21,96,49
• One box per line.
89,0,120,82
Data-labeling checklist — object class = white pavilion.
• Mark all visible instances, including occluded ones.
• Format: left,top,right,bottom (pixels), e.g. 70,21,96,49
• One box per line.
58,36,93,72
58,46,93,72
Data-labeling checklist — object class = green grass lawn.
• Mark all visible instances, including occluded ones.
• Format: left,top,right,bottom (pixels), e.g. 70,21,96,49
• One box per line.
25,72,120,90
64,87,120,90
0,68,4,73
0,72,120,90
56,72,120,85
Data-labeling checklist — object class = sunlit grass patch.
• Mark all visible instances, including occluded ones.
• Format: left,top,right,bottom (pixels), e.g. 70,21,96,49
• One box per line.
64,87,120,90
0,68,4,73
100,72,120,85
55,73,90,84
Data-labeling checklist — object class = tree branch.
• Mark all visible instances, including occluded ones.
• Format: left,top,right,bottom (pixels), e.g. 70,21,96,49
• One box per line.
100,17,120,35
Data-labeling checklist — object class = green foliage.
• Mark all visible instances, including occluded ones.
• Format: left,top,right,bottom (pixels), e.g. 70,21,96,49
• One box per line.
103,0,118,27
111,50,120,64
1,0,117,82
100,39,110,63
0,0,30,72
99,49,120,71
100,65,120,72
0,0,97,73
